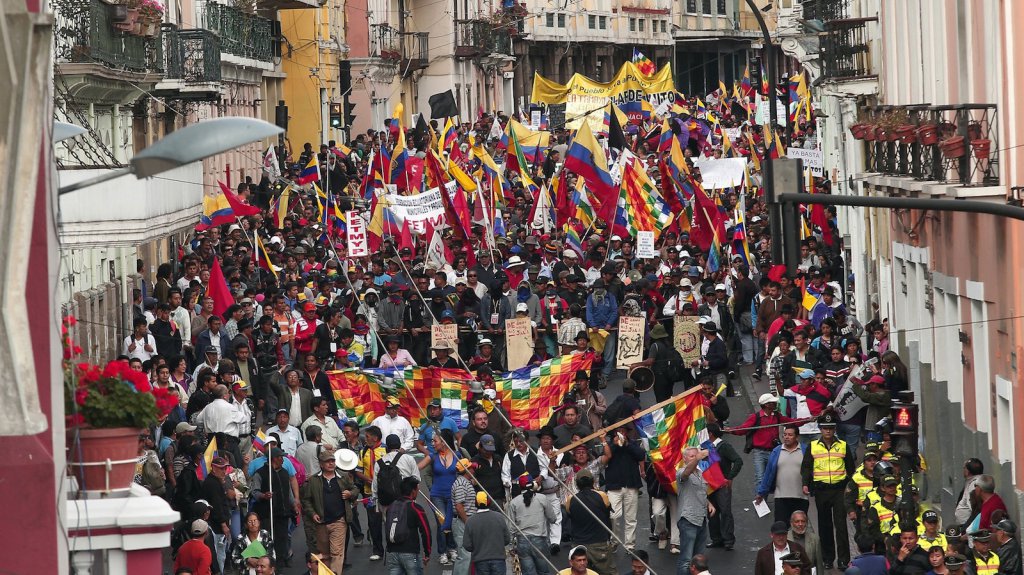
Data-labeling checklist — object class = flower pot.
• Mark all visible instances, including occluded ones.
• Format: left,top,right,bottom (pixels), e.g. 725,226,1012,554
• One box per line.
967,122,982,142
896,124,916,145
863,126,878,142
850,123,870,140
972,139,991,160
877,127,896,142
67,426,141,493
940,136,966,159
916,124,939,145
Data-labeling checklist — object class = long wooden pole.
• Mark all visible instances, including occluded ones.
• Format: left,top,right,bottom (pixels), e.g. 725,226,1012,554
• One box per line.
551,384,704,457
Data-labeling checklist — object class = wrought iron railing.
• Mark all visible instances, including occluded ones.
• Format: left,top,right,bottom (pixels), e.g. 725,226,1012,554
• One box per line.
454,20,484,58
801,0,848,23
820,17,874,80
401,31,429,73
371,24,401,60
202,1,274,62
53,0,164,73
163,26,222,84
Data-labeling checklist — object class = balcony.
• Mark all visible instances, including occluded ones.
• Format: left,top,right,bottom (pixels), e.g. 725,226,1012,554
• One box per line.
156,26,222,100
801,0,849,23
401,31,429,74
455,20,515,60
202,1,275,64
372,24,401,61
853,104,999,187
819,17,875,81
53,0,164,75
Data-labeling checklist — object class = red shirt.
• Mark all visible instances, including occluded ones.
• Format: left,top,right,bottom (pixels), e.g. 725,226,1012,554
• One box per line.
979,493,1008,530
731,409,798,450
174,538,212,575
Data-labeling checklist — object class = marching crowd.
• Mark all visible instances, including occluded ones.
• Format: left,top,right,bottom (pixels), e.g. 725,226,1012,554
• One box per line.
114,102,1021,575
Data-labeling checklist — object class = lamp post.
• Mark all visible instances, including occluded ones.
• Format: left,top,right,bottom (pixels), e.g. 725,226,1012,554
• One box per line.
745,0,783,264
58,117,284,195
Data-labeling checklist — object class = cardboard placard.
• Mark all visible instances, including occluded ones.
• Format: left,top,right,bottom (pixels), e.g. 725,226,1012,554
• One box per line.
616,316,645,367
505,317,533,370
674,318,701,363
431,323,458,359
636,230,656,259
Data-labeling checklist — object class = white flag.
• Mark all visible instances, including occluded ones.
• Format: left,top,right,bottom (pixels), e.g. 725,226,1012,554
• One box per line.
263,146,281,178
425,226,447,270
489,117,503,140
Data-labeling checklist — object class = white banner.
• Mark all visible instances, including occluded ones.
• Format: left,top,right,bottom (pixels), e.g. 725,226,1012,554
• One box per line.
787,147,825,177
384,188,446,233
691,157,748,190
636,230,656,258
346,210,368,257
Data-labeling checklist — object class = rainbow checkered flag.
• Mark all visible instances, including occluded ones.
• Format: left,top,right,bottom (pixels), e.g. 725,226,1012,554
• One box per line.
373,367,474,429
329,370,387,425
495,354,593,430
636,391,726,494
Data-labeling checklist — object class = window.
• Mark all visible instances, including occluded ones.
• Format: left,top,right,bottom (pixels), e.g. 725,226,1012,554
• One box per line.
717,0,726,15
599,15,607,28
702,0,712,14
546,12,553,26
638,18,645,31
557,13,565,26
588,14,596,28
686,0,696,13
629,17,636,31
661,20,668,32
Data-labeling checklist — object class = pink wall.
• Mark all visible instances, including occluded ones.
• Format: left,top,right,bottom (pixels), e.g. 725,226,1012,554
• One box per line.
128,548,164,572
349,0,370,58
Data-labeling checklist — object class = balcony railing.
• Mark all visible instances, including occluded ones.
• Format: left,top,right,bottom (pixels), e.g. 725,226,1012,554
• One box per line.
856,104,998,187
202,1,275,62
455,20,515,59
371,24,401,60
163,26,222,85
53,0,164,73
401,32,429,73
801,0,849,23
820,17,874,80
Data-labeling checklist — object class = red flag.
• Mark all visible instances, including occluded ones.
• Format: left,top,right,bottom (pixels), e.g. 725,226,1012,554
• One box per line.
399,219,414,254
207,257,235,319
425,150,472,241
401,157,424,193
219,181,262,218
810,204,833,246
690,184,726,251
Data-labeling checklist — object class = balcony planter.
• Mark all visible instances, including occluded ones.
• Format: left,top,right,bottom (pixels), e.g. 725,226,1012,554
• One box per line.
877,127,897,142
972,139,992,160
940,136,966,159
967,122,982,142
850,123,871,140
916,124,939,145
863,126,878,142
113,7,140,31
896,125,916,145
68,427,141,493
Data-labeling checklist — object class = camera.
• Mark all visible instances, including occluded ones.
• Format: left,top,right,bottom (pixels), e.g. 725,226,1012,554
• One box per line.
875,416,893,434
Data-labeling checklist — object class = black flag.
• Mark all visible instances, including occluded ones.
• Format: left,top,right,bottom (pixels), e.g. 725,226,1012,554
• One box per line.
428,90,460,119
607,103,627,152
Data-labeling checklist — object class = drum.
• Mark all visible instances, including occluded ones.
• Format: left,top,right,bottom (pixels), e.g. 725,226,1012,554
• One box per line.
628,365,655,392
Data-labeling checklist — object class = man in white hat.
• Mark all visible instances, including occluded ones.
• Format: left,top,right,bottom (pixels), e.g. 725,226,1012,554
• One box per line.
729,393,798,488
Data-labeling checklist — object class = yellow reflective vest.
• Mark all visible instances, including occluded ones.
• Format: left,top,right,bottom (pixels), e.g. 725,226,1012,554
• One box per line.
975,551,1000,575
810,439,848,485
871,499,899,535
850,470,874,505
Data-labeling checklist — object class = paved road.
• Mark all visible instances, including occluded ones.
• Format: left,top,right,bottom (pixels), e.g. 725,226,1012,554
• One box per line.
275,366,791,575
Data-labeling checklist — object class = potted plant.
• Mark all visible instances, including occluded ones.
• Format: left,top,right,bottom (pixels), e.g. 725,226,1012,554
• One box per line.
940,136,966,159
895,124,916,145
138,0,164,36
972,138,992,160
63,316,177,494
849,122,872,140
916,123,939,145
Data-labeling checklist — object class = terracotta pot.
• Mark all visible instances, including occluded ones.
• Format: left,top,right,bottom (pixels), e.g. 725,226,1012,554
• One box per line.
878,127,897,142
916,124,938,145
940,136,966,159
850,123,869,140
863,126,878,142
895,124,916,145
67,427,141,493
972,139,991,160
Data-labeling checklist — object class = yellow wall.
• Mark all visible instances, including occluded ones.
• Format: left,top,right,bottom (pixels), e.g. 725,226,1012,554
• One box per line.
280,2,346,153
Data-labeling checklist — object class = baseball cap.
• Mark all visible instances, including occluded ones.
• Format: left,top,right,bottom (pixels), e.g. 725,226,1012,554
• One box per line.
758,393,778,406
771,520,789,534
479,434,496,452
922,510,939,523
475,491,489,506
385,434,402,449
516,302,528,313
211,456,230,468
715,283,727,291
995,519,1018,535
191,519,209,536
175,422,197,434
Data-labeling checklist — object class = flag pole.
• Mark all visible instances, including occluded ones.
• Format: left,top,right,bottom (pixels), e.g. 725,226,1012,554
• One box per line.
551,385,705,457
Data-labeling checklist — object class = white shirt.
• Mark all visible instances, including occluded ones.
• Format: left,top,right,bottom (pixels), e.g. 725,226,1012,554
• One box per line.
371,450,422,499
123,334,157,362
233,395,252,436
288,389,303,426
272,424,303,455
773,543,791,575
301,414,345,450
170,306,192,347
370,414,416,450
501,447,533,487
198,398,246,436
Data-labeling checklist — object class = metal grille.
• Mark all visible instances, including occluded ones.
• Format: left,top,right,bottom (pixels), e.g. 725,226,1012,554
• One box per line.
202,1,274,62
53,0,164,73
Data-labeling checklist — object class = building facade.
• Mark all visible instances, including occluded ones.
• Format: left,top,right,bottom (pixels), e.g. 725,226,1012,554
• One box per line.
784,0,1024,523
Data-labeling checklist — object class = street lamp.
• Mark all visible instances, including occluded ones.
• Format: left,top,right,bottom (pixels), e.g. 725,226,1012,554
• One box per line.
57,117,284,195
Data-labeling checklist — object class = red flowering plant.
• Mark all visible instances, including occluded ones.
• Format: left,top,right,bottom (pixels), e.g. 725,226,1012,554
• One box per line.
62,315,176,429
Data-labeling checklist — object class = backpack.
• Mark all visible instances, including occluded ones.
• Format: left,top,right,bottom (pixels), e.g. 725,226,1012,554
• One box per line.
376,453,404,506
385,498,412,544
652,340,686,383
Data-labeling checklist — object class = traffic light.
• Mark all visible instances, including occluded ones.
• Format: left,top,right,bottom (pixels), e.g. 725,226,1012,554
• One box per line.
889,392,919,458
329,102,342,128
750,57,762,89
343,98,356,128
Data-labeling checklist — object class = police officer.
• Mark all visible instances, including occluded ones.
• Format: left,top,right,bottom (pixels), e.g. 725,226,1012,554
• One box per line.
919,510,949,552
780,551,806,575
946,553,969,574
863,475,901,548
971,530,1001,575
846,445,881,534
801,413,854,570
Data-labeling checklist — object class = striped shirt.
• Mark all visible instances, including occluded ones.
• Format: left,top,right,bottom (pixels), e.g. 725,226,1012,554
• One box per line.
451,475,477,517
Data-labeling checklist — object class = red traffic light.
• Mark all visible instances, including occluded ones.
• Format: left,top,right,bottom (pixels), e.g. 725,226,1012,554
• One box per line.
891,405,918,434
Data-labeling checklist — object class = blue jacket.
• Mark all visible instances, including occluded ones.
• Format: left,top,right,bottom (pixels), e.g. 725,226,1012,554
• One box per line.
195,328,232,361
586,293,619,328
757,442,808,498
